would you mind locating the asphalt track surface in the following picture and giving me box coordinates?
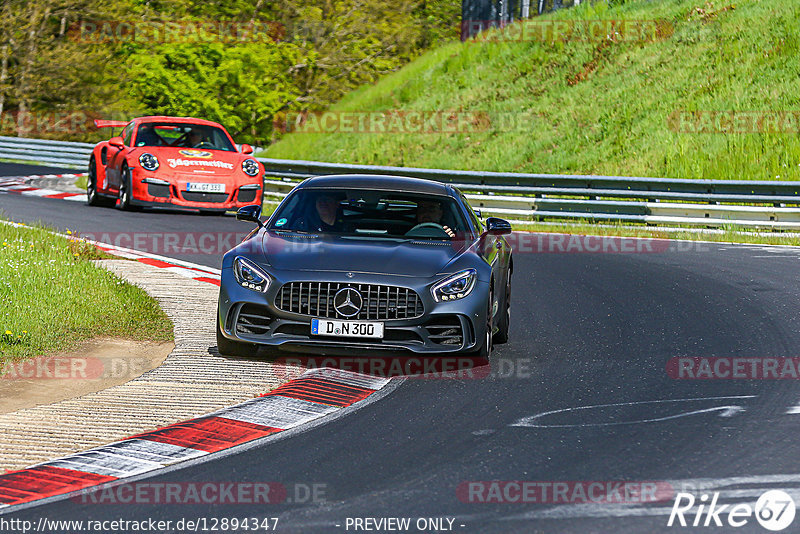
[3,162,800,533]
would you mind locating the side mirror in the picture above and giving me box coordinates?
[486,217,512,235]
[237,205,263,227]
[240,144,254,155]
[108,136,124,149]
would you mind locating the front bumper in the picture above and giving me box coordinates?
[131,176,262,210]
[218,270,489,356]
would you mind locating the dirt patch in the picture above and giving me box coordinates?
[567,39,613,86]
[0,338,173,414]
[688,2,736,23]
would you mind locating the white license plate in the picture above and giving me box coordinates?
[186,182,225,193]
[311,318,384,339]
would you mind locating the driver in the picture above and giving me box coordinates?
[296,193,343,232]
[187,128,204,148]
[416,200,455,237]
[135,125,161,147]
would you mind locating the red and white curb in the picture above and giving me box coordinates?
[2,218,222,286]
[89,240,221,286]
[0,220,395,510]
[0,174,87,202]
[0,368,391,509]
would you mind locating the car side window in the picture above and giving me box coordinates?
[459,191,483,235]
[122,123,134,146]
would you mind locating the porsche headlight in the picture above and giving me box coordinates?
[432,269,477,302]
[139,153,159,171]
[242,159,259,176]
[233,257,270,292]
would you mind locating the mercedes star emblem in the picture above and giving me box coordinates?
[333,287,363,318]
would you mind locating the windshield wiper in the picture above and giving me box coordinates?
[270,228,313,235]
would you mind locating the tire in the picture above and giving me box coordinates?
[493,269,511,344]
[216,314,258,357]
[117,163,141,211]
[87,156,114,207]
[471,287,493,359]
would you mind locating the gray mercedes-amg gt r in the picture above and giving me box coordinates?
[216,174,512,359]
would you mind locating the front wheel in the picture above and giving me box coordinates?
[87,156,114,207]
[471,288,493,359]
[216,314,258,357]
[117,163,141,211]
[493,270,511,344]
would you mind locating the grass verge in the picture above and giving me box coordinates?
[264,0,800,181]
[0,221,173,361]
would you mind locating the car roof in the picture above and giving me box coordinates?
[133,116,226,129]
[297,174,453,196]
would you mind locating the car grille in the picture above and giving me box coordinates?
[235,303,273,336]
[424,316,464,346]
[147,183,170,198]
[182,191,228,203]
[237,189,258,203]
[276,282,424,320]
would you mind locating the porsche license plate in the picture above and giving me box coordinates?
[187,182,225,193]
[311,318,384,339]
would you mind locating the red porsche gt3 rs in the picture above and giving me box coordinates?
[87,116,264,213]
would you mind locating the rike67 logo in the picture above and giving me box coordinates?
[668,490,796,531]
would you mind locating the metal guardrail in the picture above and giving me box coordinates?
[3,135,800,229]
[0,136,93,167]
[255,158,800,230]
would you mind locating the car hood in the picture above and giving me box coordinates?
[133,147,244,177]
[259,232,469,277]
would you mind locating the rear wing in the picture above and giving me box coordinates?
[94,119,129,128]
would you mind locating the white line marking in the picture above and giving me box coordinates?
[511,396,756,428]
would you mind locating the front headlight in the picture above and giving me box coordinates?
[139,153,159,171]
[233,257,270,292]
[431,269,477,302]
[242,159,259,176]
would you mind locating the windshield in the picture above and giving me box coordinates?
[133,122,236,151]
[268,189,471,240]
